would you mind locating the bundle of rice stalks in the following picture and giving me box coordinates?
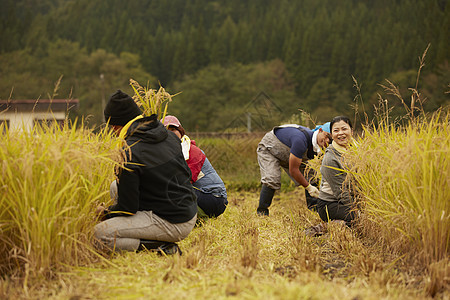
[129,78,175,121]
[0,120,120,278]
[346,109,449,267]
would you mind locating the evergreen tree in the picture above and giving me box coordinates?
[1,0,448,128]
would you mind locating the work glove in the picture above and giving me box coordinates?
[305,184,320,198]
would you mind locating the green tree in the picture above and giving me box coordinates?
[169,60,298,132]
[0,40,154,127]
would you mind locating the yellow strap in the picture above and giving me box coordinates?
[107,210,135,216]
[118,115,144,140]
[113,115,144,174]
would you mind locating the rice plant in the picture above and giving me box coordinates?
[0,119,120,278]
[346,109,449,267]
[129,78,174,120]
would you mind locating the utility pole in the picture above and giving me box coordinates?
[247,112,252,133]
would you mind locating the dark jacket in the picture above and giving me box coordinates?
[107,114,197,223]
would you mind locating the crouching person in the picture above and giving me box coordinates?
[95,90,197,255]
[162,115,228,220]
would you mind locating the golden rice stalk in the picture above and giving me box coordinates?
[129,79,174,121]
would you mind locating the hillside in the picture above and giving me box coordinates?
[1,0,449,129]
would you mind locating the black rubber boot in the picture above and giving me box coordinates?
[257,184,275,216]
[137,240,182,256]
[157,242,182,256]
[137,240,166,252]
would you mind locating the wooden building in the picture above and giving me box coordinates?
[0,99,79,131]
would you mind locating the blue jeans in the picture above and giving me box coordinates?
[195,189,227,218]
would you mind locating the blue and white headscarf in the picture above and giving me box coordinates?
[311,122,331,153]
[312,122,331,134]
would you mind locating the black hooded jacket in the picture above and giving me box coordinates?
[107,114,197,223]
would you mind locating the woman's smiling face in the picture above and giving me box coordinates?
[332,120,353,148]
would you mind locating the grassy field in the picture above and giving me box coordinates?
[1,190,440,300]
[0,110,448,299]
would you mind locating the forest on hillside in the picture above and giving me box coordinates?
[0,0,449,130]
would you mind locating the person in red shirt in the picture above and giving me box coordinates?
[162,115,228,219]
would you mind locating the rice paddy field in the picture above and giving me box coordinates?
[0,109,448,299]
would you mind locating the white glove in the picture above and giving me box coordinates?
[305,184,320,198]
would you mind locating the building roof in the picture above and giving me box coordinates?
[0,99,79,113]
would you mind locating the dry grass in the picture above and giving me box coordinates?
[0,120,119,283]
[1,189,444,300]
[345,109,449,298]
[1,64,448,298]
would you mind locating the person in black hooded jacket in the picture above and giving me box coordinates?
[94,90,197,254]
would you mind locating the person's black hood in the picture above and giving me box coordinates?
[126,114,168,144]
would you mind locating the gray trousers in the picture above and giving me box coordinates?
[94,180,197,251]
[257,130,316,190]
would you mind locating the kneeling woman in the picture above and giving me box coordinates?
[162,115,228,219]
[317,116,357,226]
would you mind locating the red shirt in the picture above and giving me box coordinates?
[186,140,206,183]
